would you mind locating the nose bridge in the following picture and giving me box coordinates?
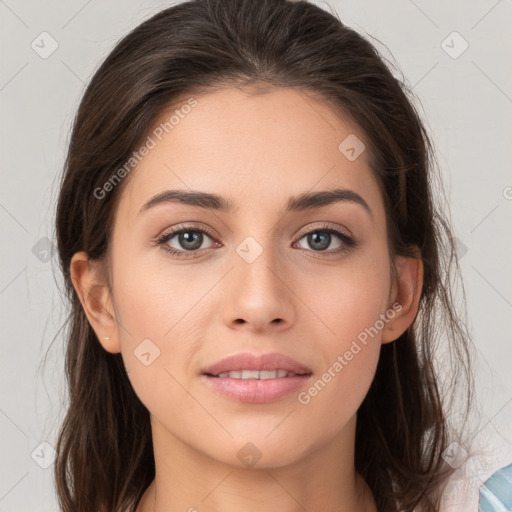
[222,230,295,330]
[234,231,284,297]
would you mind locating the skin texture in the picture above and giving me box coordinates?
[70,86,423,512]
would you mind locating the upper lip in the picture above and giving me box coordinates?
[201,352,312,376]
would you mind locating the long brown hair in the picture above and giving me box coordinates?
[51,0,474,510]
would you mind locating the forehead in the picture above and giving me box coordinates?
[117,86,384,222]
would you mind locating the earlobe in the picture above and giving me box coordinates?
[381,250,424,344]
[69,251,121,354]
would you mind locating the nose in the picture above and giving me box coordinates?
[221,242,296,334]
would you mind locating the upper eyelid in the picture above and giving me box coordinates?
[295,222,353,239]
[158,224,217,242]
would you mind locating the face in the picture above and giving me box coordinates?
[83,86,413,468]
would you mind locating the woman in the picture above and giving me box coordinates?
[52,0,483,510]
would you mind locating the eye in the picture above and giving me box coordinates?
[293,224,357,254]
[156,223,357,258]
[156,225,219,258]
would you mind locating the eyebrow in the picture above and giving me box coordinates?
[138,188,372,217]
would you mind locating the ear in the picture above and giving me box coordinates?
[381,248,423,344]
[69,251,121,354]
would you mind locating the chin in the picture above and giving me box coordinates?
[207,434,315,470]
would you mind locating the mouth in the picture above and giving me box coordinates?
[200,352,313,403]
[201,351,312,377]
[204,369,311,379]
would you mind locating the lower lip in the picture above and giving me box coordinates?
[201,374,312,403]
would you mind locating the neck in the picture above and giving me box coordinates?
[136,414,377,512]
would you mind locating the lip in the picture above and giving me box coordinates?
[201,374,312,403]
[200,352,313,404]
[201,352,312,376]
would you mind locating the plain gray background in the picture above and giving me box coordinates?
[1,0,511,510]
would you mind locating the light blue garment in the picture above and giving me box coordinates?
[479,463,512,512]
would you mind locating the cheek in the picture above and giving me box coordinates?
[292,247,389,421]
[113,263,205,418]
[111,243,211,342]
[294,344,379,454]
[295,274,387,439]
[110,246,227,407]
[297,243,391,347]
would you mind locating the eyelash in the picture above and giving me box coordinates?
[155,223,357,259]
